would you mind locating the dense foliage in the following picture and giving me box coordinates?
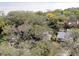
[1,7,79,56]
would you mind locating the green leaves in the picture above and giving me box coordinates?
[0,16,6,28]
